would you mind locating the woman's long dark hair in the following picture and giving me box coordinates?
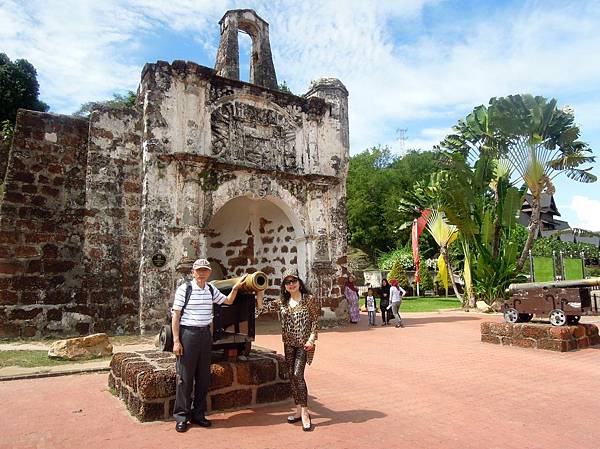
[280,276,311,303]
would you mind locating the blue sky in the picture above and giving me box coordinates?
[2,0,599,230]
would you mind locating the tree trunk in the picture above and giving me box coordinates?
[492,187,501,259]
[517,195,541,271]
[442,248,464,304]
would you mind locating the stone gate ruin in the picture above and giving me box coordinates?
[0,9,349,337]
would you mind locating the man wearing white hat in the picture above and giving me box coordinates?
[172,258,247,432]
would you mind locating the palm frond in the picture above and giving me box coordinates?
[564,168,598,183]
[426,209,459,247]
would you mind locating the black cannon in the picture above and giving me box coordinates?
[503,278,600,326]
[160,272,268,356]
[211,272,267,356]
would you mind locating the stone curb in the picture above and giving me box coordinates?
[0,366,110,382]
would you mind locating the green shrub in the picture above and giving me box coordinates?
[397,269,410,291]
[387,258,403,281]
[532,236,599,260]
[418,262,434,291]
[378,246,415,271]
[587,266,600,278]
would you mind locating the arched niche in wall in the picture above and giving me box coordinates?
[206,195,305,301]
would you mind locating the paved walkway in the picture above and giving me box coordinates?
[2,311,600,449]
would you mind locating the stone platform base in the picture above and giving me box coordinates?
[108,349,291,422]
[481,321,600,352]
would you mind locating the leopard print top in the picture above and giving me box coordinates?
[257,294,321,364]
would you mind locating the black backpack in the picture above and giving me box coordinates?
[158,281,215,352]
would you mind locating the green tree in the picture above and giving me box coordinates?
[347,146,398,255]
[442,95,596,271]
[397,269,410,291]
[398,150,526,305]
[73,90,137,117]
[0,54,49,123]
[278,81,293,94]
[387,258,403,282]
[418,261,434,292]
[347,146,441,256]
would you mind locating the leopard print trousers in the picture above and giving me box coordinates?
[284,345,308,407]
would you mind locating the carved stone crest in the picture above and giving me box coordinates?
[247,175,272,199]
[211,100,299,171]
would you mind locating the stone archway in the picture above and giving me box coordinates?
[206,195,305,301]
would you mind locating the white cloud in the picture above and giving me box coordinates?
[568,196,600,232]
[2,0,600,160]
[261,1,600,153]
[0,0,231,112]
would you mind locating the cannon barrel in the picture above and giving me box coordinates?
[211,271,268,293]
[507,277,600,293]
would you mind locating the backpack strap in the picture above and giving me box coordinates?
[181,281,193,313]
[207,282,215,300]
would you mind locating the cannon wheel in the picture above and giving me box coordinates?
[519,313,533,323]
[504,308,519,324]
[549,309,567,326]
[567,315,581,325]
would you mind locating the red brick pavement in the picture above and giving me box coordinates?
[2,311,600,449]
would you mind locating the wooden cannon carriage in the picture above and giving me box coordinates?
[211,272,267,356]
[503,278,600,326]
[160,272,268,356]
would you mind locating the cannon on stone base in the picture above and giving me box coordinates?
[211,272,268,356]
[503,278,600,326]
[161,272,268,356]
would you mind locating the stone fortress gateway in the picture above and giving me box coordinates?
[0,9,349,337]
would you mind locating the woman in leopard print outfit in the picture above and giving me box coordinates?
[256,269,320,431]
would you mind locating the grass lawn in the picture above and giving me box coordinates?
[359,296,461,313]
[0,350,111,368]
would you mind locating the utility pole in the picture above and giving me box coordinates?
[396,128,407,154]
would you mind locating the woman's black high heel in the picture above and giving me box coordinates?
[287,415,302,424]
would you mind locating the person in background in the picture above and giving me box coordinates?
[344,275,360,324]
[256,269,320,431]
[387,278,406,328]
[379,278,391,326]
[366,288,376,326]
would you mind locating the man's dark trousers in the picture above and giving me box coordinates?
[173,325,212,422]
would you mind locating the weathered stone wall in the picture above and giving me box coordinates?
[0,111,89,337]
[0,136,11,184]
[481,321,600,351]
[109,349,290,422]
[207,195,299,300]
[0,10,349,336]
[136,61,348,332]
[0,108,144,337]
[215,10,278,90]
[82,107,143,334]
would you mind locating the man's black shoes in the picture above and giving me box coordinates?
[176,417,212,432]
[192,416,212,427]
